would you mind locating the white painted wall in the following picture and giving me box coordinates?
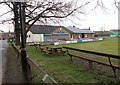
[27,31,33,42]
[33,34,44,42]
[27,31,44,42]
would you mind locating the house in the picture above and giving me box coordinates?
[0,30,9,40]
[67,26,94,40]
[27,25,94,42]
[0,30,15,40]
[109,29,120,37]
[93,31,110,37]
[27,25,71,42]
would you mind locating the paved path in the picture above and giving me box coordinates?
[0,40,8,85]
[2,42,25,83]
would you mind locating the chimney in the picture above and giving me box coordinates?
[89,27,90,30]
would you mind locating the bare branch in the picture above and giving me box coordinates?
[26,1,90,32]
[26,1,45,16]
[42,2,90,18]
[26,7,53,33]
[4,2,13,10]
[0,19,13,24]
[0,10,12,18]
[91,0,107,11]
[114,0,119,8]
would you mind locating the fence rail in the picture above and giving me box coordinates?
[63,46,120,77]
[63,46,120,59]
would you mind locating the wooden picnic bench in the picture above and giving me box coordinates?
[34,42,47,50]
[63,46,120,77]
[42,45,66,55]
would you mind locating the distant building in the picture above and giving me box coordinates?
[27,25,94,42]
[0,30,3,40]
[109,29,120,37]
[0,31,14,40]
[93,31,110,37]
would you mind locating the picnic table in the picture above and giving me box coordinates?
[35,43,47,50]
[42,45,66,55]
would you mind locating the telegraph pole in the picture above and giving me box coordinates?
[19,2,29,82]
[118,2,120,83]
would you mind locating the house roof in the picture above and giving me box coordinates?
[66,26,94,34]
[29,25,72,34]
[29,25,94,34]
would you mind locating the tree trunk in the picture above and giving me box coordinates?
[23,3,27,45]
[13,2,20,45]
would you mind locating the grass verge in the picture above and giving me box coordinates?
[26,38,119,83]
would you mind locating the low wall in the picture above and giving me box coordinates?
[54,37,103,45]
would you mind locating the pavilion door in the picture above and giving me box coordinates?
[82,33,85,38]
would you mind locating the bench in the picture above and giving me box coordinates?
[41,47,52,54]
[42,49,66,55]
[63,46,120,77]
[41,46,66,55]
[40,46,45,52]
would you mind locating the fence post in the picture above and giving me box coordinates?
[88,60,93,69]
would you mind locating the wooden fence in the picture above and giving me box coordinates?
[63,46,120,78]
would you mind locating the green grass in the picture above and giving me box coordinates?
[61,38,119,55]
[62,37,119,65]
[26,37,119,83]
[27,46,98,83]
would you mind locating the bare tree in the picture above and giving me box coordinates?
[0,0,90,44]
[0,0,119,44]
[24,0,90,32]
[13,2,21,45]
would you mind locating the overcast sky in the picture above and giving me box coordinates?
[0,0,119,32]
[63,0,119,31]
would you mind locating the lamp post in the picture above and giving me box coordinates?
[19,2,29,82]
[118,2,120,82]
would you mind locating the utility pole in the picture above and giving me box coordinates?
[118,1,120,83]
[19,2,29,82]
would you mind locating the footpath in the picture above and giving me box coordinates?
[2,46,25,84]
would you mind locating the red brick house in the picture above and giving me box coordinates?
[67,26,94,40]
